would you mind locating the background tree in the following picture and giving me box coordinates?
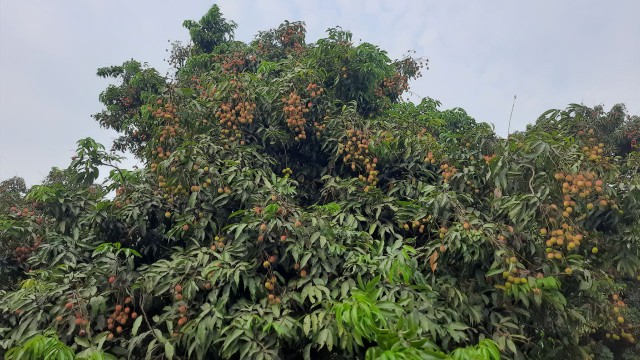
[183,5,237,54]
[0,176,27,214]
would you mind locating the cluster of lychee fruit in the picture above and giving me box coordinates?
[263,273,281,305]
[305,83,328,136]
[555,171,604,198]
[553,172,619,220]
[106,297,137,340]
[256,221,288,244]
[260,256,285,304]
[282,91,311,140]
[156,175,189,204]
[8,206,37,218]
[158,124,181,143]
[424,151,436,164]
[401,215,433,234]
[581,141,607,163]
[210,235,226,252]
[120,96,134,108]
[482,154,497,164]
[151,145,171,160]
[170,284,189,337]
[13,236,42,263]
[339,128,378,189]
[148,99,177,122]
[375,72,409,99]
[57,300,90,337]
[440,163,458,184]
[279,24,306,54]
[542,223,587,261]
[217,98,256,125]
[604,294,635,343]
[214,51,258,74]
[281,167,293,178]
[215,91,256,145]
[501,266,529,290]
[305,82,325,99]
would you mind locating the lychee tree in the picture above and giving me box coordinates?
[1,5,640,360]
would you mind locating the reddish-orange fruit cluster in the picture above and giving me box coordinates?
[256,22,306,56]
[112,185,133,208]
[74,312,89,326]
[544,223,586,258]
[215,86,256,144]
[313,117,329,137]
[264,279,275,292]
[424,151,436,164]
[555,171,603,197]
[14,237,41,263]
[403,215,432,234]
[166,285,189,334]
[604,294,636,343]
[281,24,306,54]
[154,175,191,204]
[214,52,258,74]
[210,235,225,252]
[190,75,205,94]
[375,72,409,99]
[263,273,281,304]
[158,124,180,143]
[120,96,133,107]
[173,283,184,302]
[197,85,217,102]
[482,154,497,164]
[340,128,378,187]
[131,130,147,141]
[282,91,309,140]
[10,206,37,218]
[305,82,325,99]
[148,100,177,122]
[305,83,327,136]
[554,172,617,215]
[440,163,458,183]
[106,297,137,339]
[152,145,171,160]
[558,194,578,218]
[582,141,606,162]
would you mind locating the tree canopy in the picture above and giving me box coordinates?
[1,5,639,360]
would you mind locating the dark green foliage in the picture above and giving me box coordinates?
[183,5,237,53]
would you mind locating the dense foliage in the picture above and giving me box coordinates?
[2,5,640,360]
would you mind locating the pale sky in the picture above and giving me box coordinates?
[1,1,639,186]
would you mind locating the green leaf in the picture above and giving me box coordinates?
[164,342,175,359]
[303,315,311,336]
[132,316,143,336]
[188,192,197,207]
[74,336,90,348]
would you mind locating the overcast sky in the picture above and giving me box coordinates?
[1,1,639,186]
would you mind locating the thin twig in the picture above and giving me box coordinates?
[508,95,517,136]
